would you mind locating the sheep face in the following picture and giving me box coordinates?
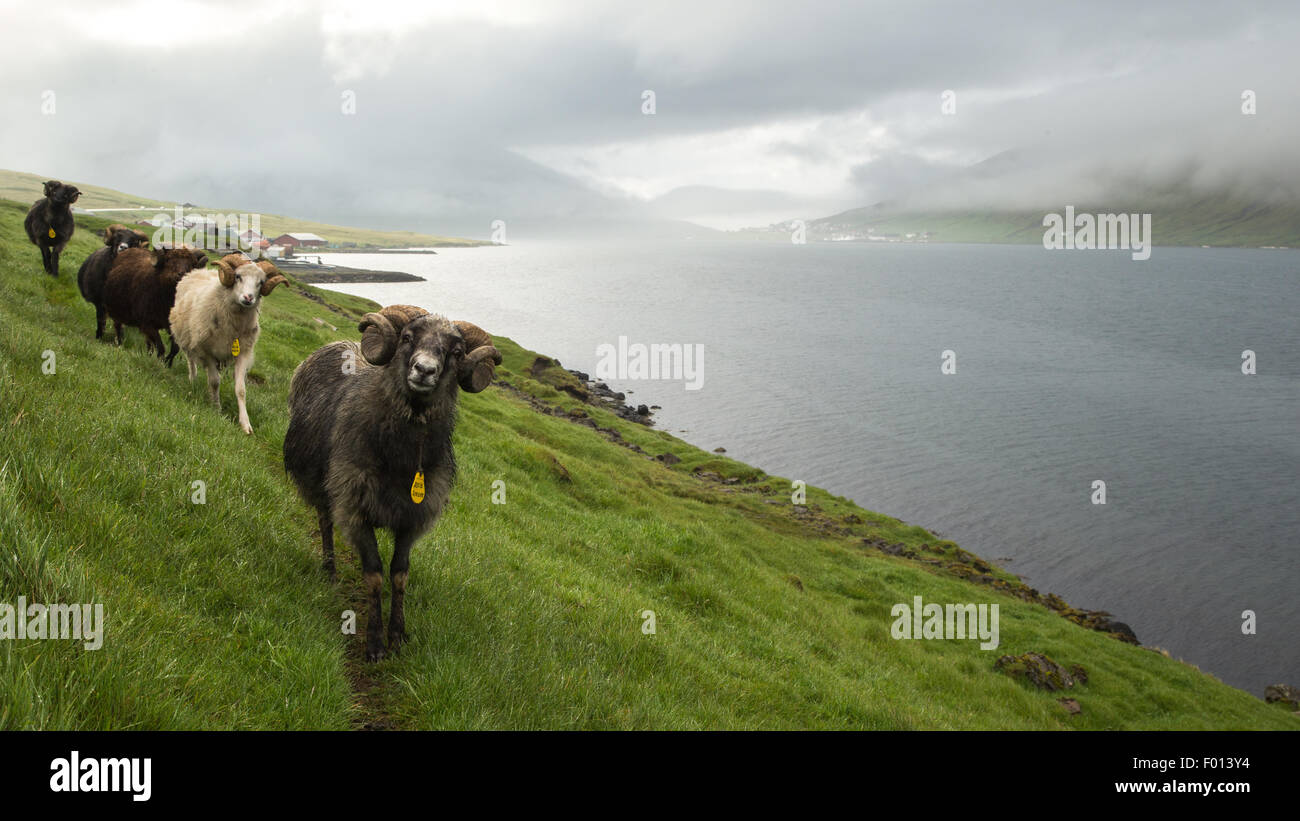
[155,247,208,277]
[104,224,148,253]
[393,316,465,398]
[43,180,81,206]
[360,307,502,399]
[215,254,287,309]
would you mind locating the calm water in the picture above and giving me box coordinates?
[318,240,1299,696]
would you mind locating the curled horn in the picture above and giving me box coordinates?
[358,304,427,366]
[453,321,502,393]
[257,260,287,295]
[104,224,128,245]
[216,253,247,287]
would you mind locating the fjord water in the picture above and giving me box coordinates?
[319,240,1299,697]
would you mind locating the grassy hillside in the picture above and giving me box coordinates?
[810,196,1300,248]
[0,198,1293,730]
[0,169,490,249]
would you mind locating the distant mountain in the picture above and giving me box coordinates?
[808,152,1300,248]
[810,196,1300,248]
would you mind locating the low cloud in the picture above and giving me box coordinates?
[0,0,1296,235]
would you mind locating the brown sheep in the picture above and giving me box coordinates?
[78,224,151,340]
[103,246,208,364]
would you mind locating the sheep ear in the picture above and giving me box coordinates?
[453,321,502,393]
[44,180,58,196]
[260,274,287,296]
[215,259,237,287]
[358,312,397,365]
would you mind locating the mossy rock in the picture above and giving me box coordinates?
[1264,684,1300,709]
[995,652,1085,692]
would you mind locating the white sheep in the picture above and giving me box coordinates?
[170,253,287,434]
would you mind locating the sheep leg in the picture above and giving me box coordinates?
[163,333,179,368]
[113,321,124,346]
[346,524,386,662]
[38,245,52,274]
[94,304,106,340]
[388,530,416,652]
[186,354,197,382]
[317,509,336,580]
[205,361,222,409]
[142,325,165,358]
[49,246,61,277]
[233,351,253,434]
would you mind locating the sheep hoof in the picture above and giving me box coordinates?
[321,560,336,582]
[241,424,253,435]
[365,640,386,663]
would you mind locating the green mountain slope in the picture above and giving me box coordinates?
[0,198,1293,729]
[811,194,1300,248]
[0,169,489,248]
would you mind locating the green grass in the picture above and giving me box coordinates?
[0,168,490,248]
[0,197,1293,730]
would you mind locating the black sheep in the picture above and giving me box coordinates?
[284,305,500,661]
[77,224,151,340]
[24,180,82,276]
[103,246,208,364]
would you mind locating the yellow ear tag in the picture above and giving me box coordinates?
[411,471,425,504]
[231,338,240,357]
[48,228,56,238]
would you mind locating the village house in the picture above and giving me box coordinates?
[271,232,327,249]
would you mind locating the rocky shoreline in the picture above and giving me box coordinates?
[505,358,1151,645]
[527,358,1155,647]
[565,367,663,425]
[497,351,1300,705]
[276,258,426,284]
[514,353,666,426]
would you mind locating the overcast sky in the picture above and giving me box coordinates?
[1,0,1296,236]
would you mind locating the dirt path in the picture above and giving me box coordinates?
[318,531,405,731]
